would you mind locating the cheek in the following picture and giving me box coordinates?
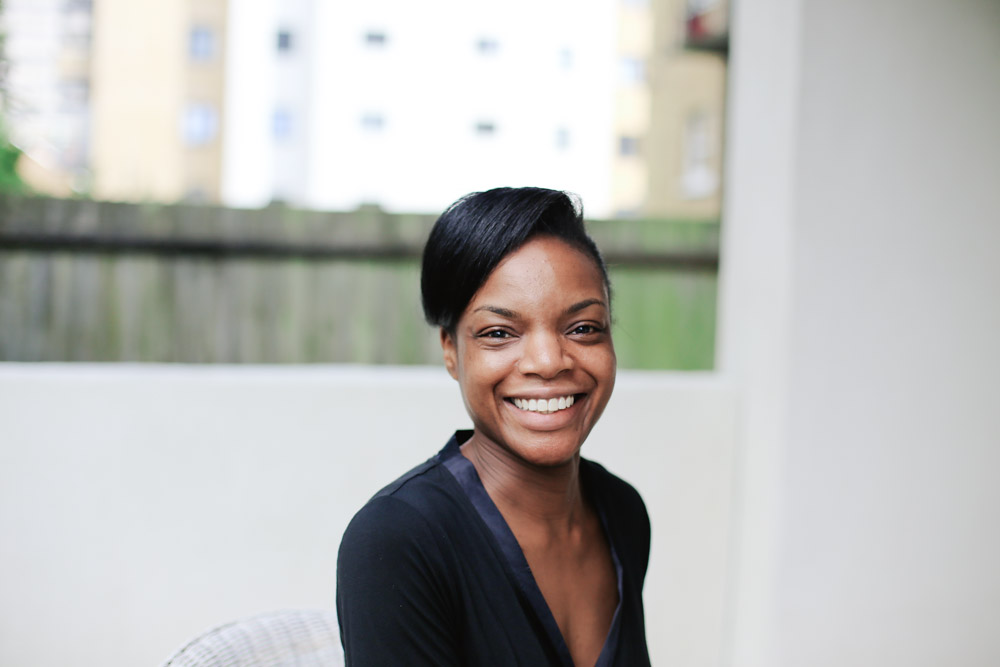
[458,348,511,396]
[586,347,618,402]
[585,343,617,373]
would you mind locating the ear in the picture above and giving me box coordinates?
[440,328,459,380]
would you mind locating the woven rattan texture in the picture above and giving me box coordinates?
[162,609,343,666]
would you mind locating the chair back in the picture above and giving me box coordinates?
[162,609,343,666]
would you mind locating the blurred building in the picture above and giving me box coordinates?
[3,0,727,220]
[221,0,620,215]
[613,0,728,218]
[1,0,91,195]
[88,0,227,203]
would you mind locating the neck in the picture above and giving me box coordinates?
[461,431,586,532]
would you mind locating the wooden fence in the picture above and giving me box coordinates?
[0,196,719,369]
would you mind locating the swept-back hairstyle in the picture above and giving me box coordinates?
[421,186,610,333]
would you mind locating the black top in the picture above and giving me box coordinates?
[336,431,651,666]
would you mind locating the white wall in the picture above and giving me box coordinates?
[0,365,736,666]
[719,0,1000,665]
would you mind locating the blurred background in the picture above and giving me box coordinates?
[2,1,1000,667]
[0,0,728,370]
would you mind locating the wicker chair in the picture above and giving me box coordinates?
[162,609,344,666]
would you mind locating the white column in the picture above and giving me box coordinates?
[719,0,1000,665]
[715,0,804,663]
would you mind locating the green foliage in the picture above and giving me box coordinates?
[0,0,25,195]
[0,126,25,194]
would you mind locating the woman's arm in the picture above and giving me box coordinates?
[336,496,461,666]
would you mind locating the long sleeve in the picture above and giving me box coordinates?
[336,496,461,666]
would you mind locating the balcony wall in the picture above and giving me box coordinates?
[0,364,737,666]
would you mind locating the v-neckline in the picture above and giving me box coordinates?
[439,432,624,667]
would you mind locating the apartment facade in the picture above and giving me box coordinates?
[4,0,726,219]
[88,0,227,202]
[2,0,91,195]
[221,0,620,215]
[612,0,727,219]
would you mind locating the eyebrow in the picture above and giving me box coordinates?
[472,299,607,319]
[472,305,518,318]
[567,298,607,314]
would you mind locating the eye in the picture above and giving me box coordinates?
[479,328,513,339]
[570,323,604,335]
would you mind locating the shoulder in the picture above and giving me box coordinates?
[582,458,649,522]
[340,458,462,561]
[337,458,467,618]
[337,458,467,664]
[582,458,651,574]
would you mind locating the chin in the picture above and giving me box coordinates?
[507,432,586,468]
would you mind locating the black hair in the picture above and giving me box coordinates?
[421,186,610,333]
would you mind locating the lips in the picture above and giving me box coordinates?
[509,394,578,415]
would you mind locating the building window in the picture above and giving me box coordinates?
[184,188,208,203]
[58,79,89,112]
[682,111,718,198]
[273,109,292,140]
[558,48,574,70]
[619,57,645,84]
[475,121,497,136]
[189,26,214,61]
[182,104,218,146]
[277,30,293,52]
[361,113,385,132]
[688,0,722,13]
[476,37,499,55]
[63,2,92,50]
[555,127,570,150]
[619,136,640,157]
[364,31,387,47]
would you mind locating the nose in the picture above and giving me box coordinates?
[517,331,571,378]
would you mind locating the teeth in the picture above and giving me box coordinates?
[511,395,576,414]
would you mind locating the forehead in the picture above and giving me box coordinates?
[468,236,607,308]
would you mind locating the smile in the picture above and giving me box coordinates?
[510,395,577,414]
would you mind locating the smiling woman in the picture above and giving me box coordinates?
[441,236,616,470]
[336,188,651,667]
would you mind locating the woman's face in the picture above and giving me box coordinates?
[441,235,616,468]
